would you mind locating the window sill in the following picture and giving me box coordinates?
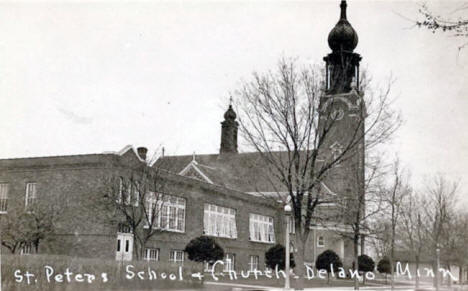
[249,239,275,244]
[204,233,237,240]
[143,225,184,233]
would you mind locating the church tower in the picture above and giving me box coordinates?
[220,104,238,154]
[319,0,365,216]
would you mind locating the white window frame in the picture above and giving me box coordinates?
[317,235,325,247]
[0,183,8,214]
[125,181,132,205]
[20,242,34,255]
[248,255,259,272]
[170,250,184,264]
[117,177,123,204]
[224,253,235,272]
[133,182,140,207]
[144,248,160,261]
[249,213,275,243]
[203,204,237,238]
[145,192,186,232]
[25,182,37,210]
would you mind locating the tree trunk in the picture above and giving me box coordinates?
[295,238,306,290]
[447,263,452,287]
[353,234,359,290]
[459,266,463,286]
[389,256,394,290]
[415,256,420,289]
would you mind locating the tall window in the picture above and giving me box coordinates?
[169,250,184,264]
[133,182,140,207]
[249,255,259,271]
[0,183,8,213]
[144,248,160,261]
[224,253,235,272]
[249,214,275,243]
[117,177,123,203]
[20,243,34,255]
[203,204,237,238]
[25,183,37,210]
[145,192,186,232]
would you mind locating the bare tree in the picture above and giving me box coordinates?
[0,201,60,254]
[100,162,175,260]
[234,58,400,288]
[382,160,412,290]
[325,153,388,289]
[400,187,426,288]
[416,2,468,49]
[422,175,459,287]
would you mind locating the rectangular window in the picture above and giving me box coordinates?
[249,214,275,243]
[249,255,259,271]
[144,248,160,261]
[224,253,235,272]
[145,192,186,232]
[25,183,37,210]
[0,183,8,213]
[117,177,123,204]
[317,235,325,247]
[20,243,34,255]
[125,182,132,205]
[203,204,237,238]
[170,250,184,264]
[133,182,140,207]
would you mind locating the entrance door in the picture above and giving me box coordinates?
[116,232,133,261]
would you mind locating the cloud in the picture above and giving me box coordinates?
[57,107,93,125]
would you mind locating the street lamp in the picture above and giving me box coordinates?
[436,244,440,291]
[284,204,292,291]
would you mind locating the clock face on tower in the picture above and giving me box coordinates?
[330,109,345,121]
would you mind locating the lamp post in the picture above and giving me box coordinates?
[436,244,440,291]
[284,204,292,291]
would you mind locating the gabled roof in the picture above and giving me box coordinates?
[153,151,342,195]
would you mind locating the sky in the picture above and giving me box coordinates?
[0,0,467,198]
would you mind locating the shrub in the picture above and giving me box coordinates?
[315,250,343,283]
[358,254,375,273]
[184,236,224,264]
[265,244,296,271]
[377,256,391,283]
[357,254,375,284]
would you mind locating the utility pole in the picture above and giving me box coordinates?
[284,204,292,291]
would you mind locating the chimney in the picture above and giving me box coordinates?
[220,105,238,154]
[137,147,148,161]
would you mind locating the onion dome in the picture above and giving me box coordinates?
[328,0,358,52]
[224,105,237,120]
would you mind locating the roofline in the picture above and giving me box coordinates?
[0,145,145,163]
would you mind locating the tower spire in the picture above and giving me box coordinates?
[324,0,361,94]
[340,0,347,20]
[220,102,238,154]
